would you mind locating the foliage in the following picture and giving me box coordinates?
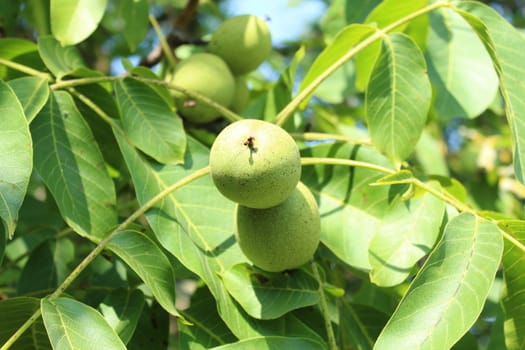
[1,0,525,349]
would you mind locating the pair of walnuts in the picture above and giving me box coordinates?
[210,119,321,272]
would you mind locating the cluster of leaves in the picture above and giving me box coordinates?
[1,0,525,349]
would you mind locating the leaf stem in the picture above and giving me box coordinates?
[50,76,120,90]
[0,58,53,81]
[311,261,338,350]
[149,14,178,69]
[274,1,448,126]
[301,157,395,175]
[135,76,243,123]
[0,166,211,350]
[499,228,525,254]
[68,88,118,127]
[292,132,371,145]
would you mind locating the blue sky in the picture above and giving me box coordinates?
[221,0,326,47]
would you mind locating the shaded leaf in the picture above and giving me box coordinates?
[498,220,525,349]
[210,336,325,350]
[37,35,85,79]
[7,76,50,123]
[31,91,117,239]
[366,32,431,164]
[17,238,75,296]
[339,301,390,349]
[426,8,498,121]
[301,142,394,271]
[0,297,50,349]
[222,263,319,320]
[103,0,149,51]
[114,78,186,164]
[50,0,108,45]
[368,183,446,287]
[0,81,32,238]
[298,24,375,109]
[178,286,236,349]
[127,301,169,350]
[121,0,149,51]
[41,297,126,349]
[375,213,503,349]
[99,289,145,345]
[106,229,180,317]
[456,2,525,184]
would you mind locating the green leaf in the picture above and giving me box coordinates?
[178,286,236,349]
[37,35,86,79]
[301,142,394,271]
[103,0,149,51]
[497,220,525,349]
[414,129,449,177]
[114,78,186,164]
[99,289,145,345]
[127,301,169,349]
[0,297,50,349]
[0,38,43,79]
[366,32,431,164]
[50,0,108,45]
[298,24,375,109]
[7,76,50,123]
[426,8,498,121]
[31,91,117,239]
[339,301,389,349]
[114,130,326,344]
[375,213,503,349]
[320,0,381,43]
[368,183,446,287]
[210,336,325,350]
[41,297,127,349]
[222,263,319,320]
[355,0,427,91]
[456,2,525,184]
[17,238,75,295]
[0,81,32,238]
[106,229,181,317]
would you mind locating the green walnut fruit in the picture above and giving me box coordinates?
[235,182,321,272]
[230,76,250,113]
[209,119,301,209]
[170,53,235,123]
[209,15,272,75]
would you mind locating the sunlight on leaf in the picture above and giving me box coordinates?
[356,0,427,91]
[7,77,49,123]
[298,24,375,109]
[301,142,395,271]
[368,183,446,287]
[51,0,108,45]
[456,2,525,185]
[426,8,498,121]
[41,297,127,349]
[375,213,503,349]
[37,35,86,79]
[366,32,431,165]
